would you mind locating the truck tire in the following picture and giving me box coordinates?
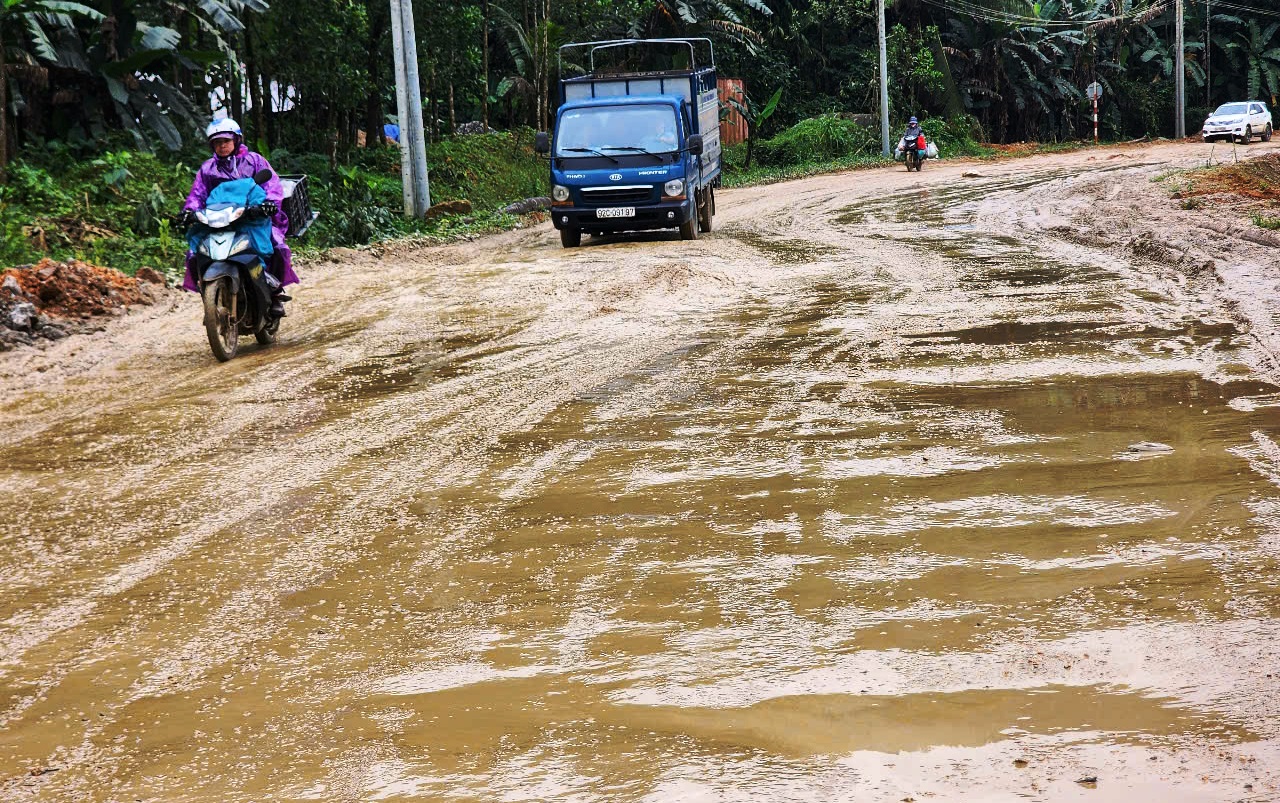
[560,227,581,248]
[680,214,699,241]
[697,188,713,233]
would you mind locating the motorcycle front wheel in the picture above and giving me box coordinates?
[202,278,239,362]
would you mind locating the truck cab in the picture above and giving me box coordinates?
[536,38,721,248]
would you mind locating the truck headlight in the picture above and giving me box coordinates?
[663,179,684,197]
[552,185,570,202]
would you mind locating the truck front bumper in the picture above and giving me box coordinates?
[551,199,694,233]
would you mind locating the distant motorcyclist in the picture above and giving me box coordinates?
[896,116,925,156]
[180,118,297,317]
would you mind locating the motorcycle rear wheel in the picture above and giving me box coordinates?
[202,278,239,362]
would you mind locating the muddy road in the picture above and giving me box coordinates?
[3,141,1280,802]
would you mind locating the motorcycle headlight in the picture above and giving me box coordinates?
[663,179,684,197]
[552,185,570,202]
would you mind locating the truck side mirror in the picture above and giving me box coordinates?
[686,134,704,156]
[534,132,550,154]
[253,168,273,185]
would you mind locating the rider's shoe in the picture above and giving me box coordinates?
[270,300,287,317]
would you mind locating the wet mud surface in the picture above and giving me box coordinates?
[3,141,1280,801]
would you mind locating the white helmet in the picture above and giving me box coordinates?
[205,118,242,145]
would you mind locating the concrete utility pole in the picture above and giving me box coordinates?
[878,0,891,156]
[389,0,432,217]
[1205,0,1211,110]
[1175,0,1186,139]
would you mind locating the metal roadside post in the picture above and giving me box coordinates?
[1087,82,1103,145]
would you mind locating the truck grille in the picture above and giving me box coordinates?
[581,186,653,205]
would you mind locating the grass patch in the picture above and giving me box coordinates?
[1252,213,1280,230]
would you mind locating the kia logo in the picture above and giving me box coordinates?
[609,173,622,181]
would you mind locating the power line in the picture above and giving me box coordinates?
[914,0,1280,27]
[1208,0,1280,18]
[913,0,1168,28]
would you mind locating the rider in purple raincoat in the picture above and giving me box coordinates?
[180,118,297,316]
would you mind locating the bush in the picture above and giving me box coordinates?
[919,114,987,158]
[753,114,879,166]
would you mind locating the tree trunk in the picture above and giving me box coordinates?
[246,32,266,149]
[482,0,490,130]
[448,83,455,135]
[541,0,550,131]
[540,0,550,131]
[364,4,387,148]
[231,38,245,123]
[365,80,382,148]
[0,23,8,182]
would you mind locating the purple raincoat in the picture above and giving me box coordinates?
[181,143,299,292]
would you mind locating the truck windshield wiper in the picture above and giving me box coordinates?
[561,147,619,163]
[600,145,665,157]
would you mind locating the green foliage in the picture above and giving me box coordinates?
[1,131,546,272]
[1251,212,1280,230]
[91,152,134,194]
[752,113,878,166]
[918,114,987,158]
[4,162,73,207]
[270,130,545,249]
[4,0,263,153]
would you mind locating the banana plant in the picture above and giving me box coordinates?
[724,84,781,168]
[4,0,267,161]
[1,0,101,177]
[1216,16,1280,103]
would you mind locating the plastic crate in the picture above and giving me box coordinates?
[279,174,317,238]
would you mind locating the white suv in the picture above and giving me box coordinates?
[1202,101,1273,143]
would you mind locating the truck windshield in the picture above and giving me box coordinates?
[556,105,680,157]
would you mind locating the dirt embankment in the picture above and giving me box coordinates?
[0,259,172,351]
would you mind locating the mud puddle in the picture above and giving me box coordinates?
[3,144,1280,802]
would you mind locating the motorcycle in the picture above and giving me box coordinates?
[901,134,927,172]
[187,169,281,362]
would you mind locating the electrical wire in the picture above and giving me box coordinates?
[913,0,1168,28]
[914,0,1279,28]
[1207,0,1280,18]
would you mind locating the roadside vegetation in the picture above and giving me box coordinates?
[0,132,545,278]
[0,0,1276,277]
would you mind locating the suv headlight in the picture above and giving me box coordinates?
[552,185,570,202]
[663,179,684,197]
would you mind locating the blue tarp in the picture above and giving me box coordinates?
[187,177,274,259]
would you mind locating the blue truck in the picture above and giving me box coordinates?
[534,38,722,248]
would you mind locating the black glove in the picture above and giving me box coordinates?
[260,200,278,217]
[177,209,195,228]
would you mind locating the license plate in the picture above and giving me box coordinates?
[596,207,635,219]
